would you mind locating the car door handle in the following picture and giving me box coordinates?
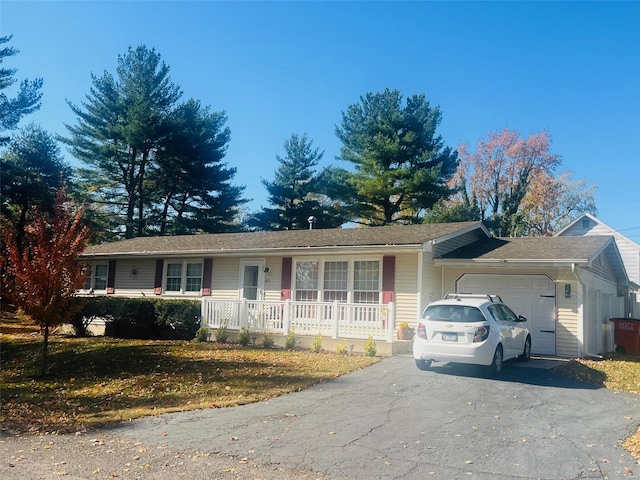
[540,330,555,333]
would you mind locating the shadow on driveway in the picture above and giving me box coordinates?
[420,357,604,390]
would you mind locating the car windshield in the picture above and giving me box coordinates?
[423,305,485,322]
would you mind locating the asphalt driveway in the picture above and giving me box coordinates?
[2,356,639,479]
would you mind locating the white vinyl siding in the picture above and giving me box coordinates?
[112,259,156,296]
[394,253,419,328]
[211,257,240,299]
[556,279,580,357]
[559,217,640,286]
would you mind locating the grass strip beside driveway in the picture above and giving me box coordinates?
[1,330,379,435]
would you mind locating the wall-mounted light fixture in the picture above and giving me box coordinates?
[264,267,270,273]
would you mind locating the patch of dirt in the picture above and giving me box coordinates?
[0,432,329,480]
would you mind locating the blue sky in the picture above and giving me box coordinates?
[2,1,639,240]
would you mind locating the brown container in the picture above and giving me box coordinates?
[609,318,640,355]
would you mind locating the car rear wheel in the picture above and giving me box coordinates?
[487,345,503,377]
[415,359,432,371]
[518,336,531,362]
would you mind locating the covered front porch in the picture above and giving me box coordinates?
[201,298,398,344]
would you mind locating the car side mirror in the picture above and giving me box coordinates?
[518,315,528,322]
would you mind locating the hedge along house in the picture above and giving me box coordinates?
[80,220,629,358]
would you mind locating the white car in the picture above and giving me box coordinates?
[413,294,531,376]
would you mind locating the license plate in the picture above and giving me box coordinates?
[442,333,458,342]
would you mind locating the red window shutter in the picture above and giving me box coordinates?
[106,260,116,294]
[382,255,395,304]
[154,259,164,295]
[281,257,292,300]
[202,258,212,296]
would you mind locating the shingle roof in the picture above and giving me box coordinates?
[83,221,482,256]
[436,236,614,261]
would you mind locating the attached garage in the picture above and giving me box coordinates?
[457,274,556,356]
[433,235,629,358]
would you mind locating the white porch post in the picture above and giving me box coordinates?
[283,299,291,334]
[331,300,340,339]
[200,298,207,327]
[240,298,248,328]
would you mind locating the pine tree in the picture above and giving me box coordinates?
[334,88,458,225]
[0,35,43,145]
[1,123,73,248]
[64,45,181,238]
[250,134,342,230]
[154,99,246,234]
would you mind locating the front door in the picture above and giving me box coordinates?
[240,260,265,301]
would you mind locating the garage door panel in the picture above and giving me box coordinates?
[457,274,556,356]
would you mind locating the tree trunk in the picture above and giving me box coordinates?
[160,193,172,234]
[41,324,49,377]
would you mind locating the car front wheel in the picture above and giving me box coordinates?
[518,336,531,362]
[415,359,432,371]
[487,345,503,377]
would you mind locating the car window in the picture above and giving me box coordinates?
[465,308,485,322]
[424,305,485,322]
[487,304,506,321]
[498,304,519,322]
[424,306,452,320]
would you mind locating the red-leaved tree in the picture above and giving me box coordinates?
[453,129,562,236]
[3,191,90,376]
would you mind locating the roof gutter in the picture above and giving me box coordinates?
[80,243,424,259]
[433,258,590,268]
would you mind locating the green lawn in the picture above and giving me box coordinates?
[0,322,378,434]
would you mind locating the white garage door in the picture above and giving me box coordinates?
[457,274,556,356]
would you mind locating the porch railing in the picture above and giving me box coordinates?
[201,298,396,342]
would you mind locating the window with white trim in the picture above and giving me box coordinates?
[83,263,108,291]
[353,260,380,303]
[323,261,348,302]
[165,261,203,293]
[295,261,318,301]
[293,258,381,304]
